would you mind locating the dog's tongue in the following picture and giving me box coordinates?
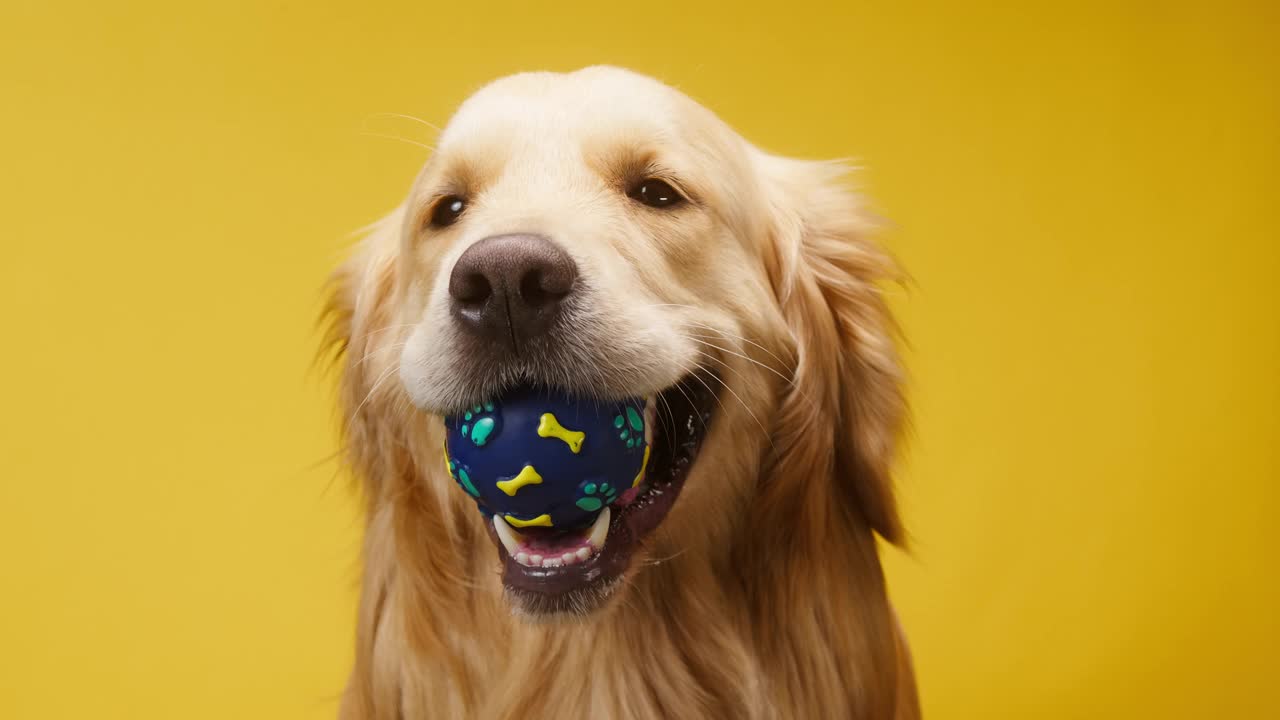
[515,526,595,555]
[616,486,643,505]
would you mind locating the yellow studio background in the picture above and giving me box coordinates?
[1,1,1275,718]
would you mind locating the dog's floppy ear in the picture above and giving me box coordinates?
[759,156,906,544]
[320,207,407,507]
[321,209,479,714]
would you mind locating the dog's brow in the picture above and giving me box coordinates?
[589,141,701,200]
[417,154,488,203]
[586,140,652,184]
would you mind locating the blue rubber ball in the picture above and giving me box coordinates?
[443,387,650,530]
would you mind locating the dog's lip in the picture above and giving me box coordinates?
[484,371,717,608]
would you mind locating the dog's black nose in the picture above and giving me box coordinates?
[448,234,578,349]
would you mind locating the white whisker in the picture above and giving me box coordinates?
[680,319,794,376]
[352,342,407,369]
[684,333,796,388]
[348,362,402,428]
[358,131,434,152]
[362,323,419,339]
[689,365,773,448]
[365,112,444,132]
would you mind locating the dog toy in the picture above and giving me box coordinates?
[444,387,651,531]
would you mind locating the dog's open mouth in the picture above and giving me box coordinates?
[484,372,718,615]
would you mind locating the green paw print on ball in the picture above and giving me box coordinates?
[460,402,497,446]
[448,459,480,498]
[576,482,617,512]
[613,406,645,449]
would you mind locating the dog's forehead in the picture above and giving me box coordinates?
[437,67,689,156]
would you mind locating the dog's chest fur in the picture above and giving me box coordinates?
[342,492,911,720]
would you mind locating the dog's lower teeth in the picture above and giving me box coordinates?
[498,508,611,568]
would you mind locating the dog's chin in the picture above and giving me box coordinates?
[477,372,719,619]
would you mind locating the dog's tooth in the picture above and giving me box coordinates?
[544,557,562,568]
[493,515,523,557]
[576,547,591,561]
[561,552,576,565]
[529,554,543,566]
[587,507,610,550]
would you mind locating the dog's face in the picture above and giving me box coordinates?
[396,68,777,613]
[337,67,904,618]
[398,68,768,409]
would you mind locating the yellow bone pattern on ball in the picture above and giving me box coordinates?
[632,445,650,488]
[503,513,553,528]
[496,465,543,496]
[536,412,585,454]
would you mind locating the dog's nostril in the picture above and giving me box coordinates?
[450,271,492,305]
[520,267,573,307]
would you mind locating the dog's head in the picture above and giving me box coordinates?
[328,66,904,618]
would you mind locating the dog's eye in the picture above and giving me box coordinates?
[429,195,467,227]
[628,178,684,209]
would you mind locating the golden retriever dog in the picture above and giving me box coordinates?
[323,66,919,719]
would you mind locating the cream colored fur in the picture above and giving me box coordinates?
[322,66,919,719]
